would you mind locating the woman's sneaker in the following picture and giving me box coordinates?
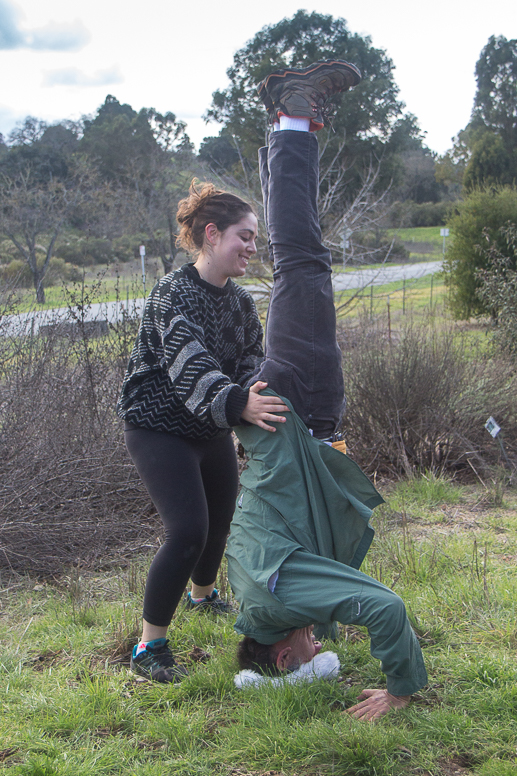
[130,638,188,683]
[257,59,361,130]
[185,588,234,614]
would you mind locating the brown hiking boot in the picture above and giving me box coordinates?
[257,59,361,131]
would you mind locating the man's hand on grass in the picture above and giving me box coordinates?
[345,689,411,722]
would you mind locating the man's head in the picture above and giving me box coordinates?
[238,626,322,675]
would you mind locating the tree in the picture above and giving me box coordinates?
[471,35,517,150]
[463,131,515,189]
[124,108,195,274]
[443,186,517,319]
[435,136,469,200]
[204,10,421,206]
[476,225,517,356]
[126,145,195,274]
[436,36,517,193]
[81,96,195,273]
[460,36,517,189]
[0,161,95,303]
[198,133,240,172]
[80,96,148,183]
[0,117,80,183]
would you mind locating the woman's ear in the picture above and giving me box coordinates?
[205,223,219,245]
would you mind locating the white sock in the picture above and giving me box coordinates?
[272,121,280,132]
[279,115,310,132]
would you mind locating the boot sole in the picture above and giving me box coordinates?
[257,59,361,128]
[259,59,361,96]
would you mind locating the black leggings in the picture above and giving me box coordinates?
[124,424,238,627]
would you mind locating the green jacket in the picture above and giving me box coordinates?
[226,391,384,643]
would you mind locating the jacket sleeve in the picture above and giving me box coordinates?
[155,290,249,429]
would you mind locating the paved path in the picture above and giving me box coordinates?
[2,260,443,336]
[332,260,443,291]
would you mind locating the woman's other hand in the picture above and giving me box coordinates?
[241,382,289,432]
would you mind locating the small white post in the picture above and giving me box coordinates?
[342,227,352,268]
[139,245,146,297]
[440,228,449,258]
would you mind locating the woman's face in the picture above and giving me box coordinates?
[206,213,258,283]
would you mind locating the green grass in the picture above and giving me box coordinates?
[2,477,517,774]
[391,227,446,245]
[6,227,447,312]
[9,274,153,313]
[387,226,451,262]
[335,272,448,319]
[8,266,447,322]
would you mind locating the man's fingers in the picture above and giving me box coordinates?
[346,699,372,716]
[344,689,410,722]
[346,701,386,722]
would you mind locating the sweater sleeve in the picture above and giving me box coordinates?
[156,292,248,429]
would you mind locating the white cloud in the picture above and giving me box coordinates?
[28,20,90,51]
[0,0,23,48]
[0,0,89,51]
[42,65,123,87]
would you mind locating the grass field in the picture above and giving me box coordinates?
[335,273,448,320]
[1,475,516,776]
[8,264,446,323]
[4,227,450,313]
[389,227,450,262]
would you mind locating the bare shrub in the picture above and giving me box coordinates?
[339,317,517,477]
[0,284,160,575]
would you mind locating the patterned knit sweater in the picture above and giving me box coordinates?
[117,263,264,439]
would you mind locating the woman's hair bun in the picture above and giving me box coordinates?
[176,178,254,254]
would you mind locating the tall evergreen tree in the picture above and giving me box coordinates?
[204,10,425,208]
[464,36,517,188]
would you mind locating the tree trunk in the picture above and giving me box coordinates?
[34,270,45,304]
[161,255,174,275]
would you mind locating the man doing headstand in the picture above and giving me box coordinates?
[226,61,428,721]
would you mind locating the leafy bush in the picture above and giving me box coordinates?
[112,235,141,262]
[0,238,18,265]
[55,235,141,266]
[0,258,31,286]
[0,256,80,287]
[351,231,409,263]
[443,186,517,319]
[476,225,517,357]
[387,200,455,228]
[339,317,517,477]
[55,236,113,266]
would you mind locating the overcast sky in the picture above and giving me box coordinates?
[0,0,515,155]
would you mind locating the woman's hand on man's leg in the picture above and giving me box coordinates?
[241,381,290,432]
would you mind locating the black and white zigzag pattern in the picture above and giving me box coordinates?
[117,263,263,439]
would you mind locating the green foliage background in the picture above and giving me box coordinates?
[443,187,517,319]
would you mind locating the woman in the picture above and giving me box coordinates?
[117,181,288,682]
